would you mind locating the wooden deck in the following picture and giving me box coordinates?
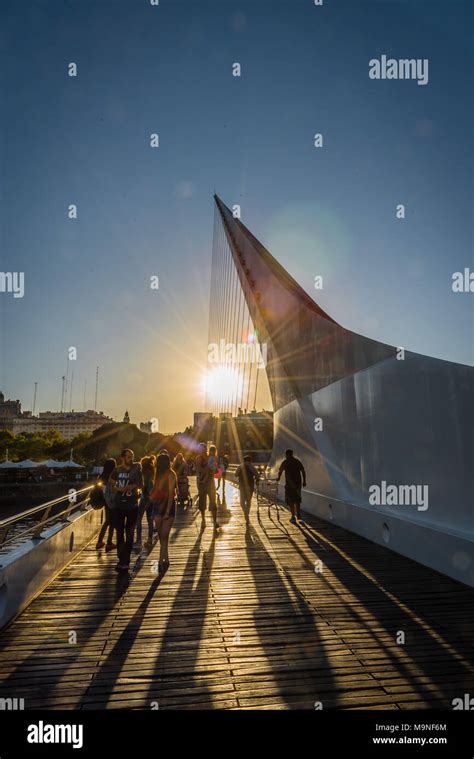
[0,482,473,710]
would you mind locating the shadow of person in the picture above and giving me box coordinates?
[215,493,233,526]
[0,546,133,707]
[243,523,337,708]
[142,532,220,709]
[81,568,167,708]
[277,510,474,708]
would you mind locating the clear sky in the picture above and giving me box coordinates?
[0,0,472,432]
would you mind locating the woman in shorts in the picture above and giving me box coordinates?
[149,452,177,573]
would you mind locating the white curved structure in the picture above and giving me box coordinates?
[214,195,474,587]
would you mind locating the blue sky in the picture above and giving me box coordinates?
[0,0,472,431]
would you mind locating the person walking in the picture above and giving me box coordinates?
[95,458,117,552]
[208,445,220,528]
[276,449,307,524]
[109,449,143,572]
[149,451,177,573]
[136,455,155,549]
[217,451,229,492]
[173,452,191,506]
[235,454,259,525]
[172,452,187,479]
[195,443,219,530]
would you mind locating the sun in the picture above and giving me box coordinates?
[202,366,241,406]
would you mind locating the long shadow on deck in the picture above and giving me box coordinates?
[257,497,474,708]
[82,530,219,709]
[243,522,338,708]
[80,568,167,708]
[0,557,132,707]
[2,486,473,710]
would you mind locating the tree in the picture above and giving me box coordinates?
[49,432,93,465]
[0,429,18,460]
[82,422,148,464]
[14,429,63,460]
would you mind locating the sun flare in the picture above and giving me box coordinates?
[202,366,241,406]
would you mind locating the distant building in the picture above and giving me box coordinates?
[191,409,273,453]
[0,392,22,425]
[193,412,213,430]
[234,409,273,450]
[193,412,214,443]
[10,410,114,440]
[0,390,114,440]
[123,410,130,423]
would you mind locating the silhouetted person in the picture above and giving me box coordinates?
[277,449,306,524]
[173,452,192,507]
[195,443,219,530]
[95,458,117,552]
[109,449,143,572]
[136,455,155,548]
[235,454,259,524]
[149,451,177,573]
[217,451,229,492]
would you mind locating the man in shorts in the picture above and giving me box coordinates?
[277,449,306,525]
[195,443,219,530]
[235,454,259,525]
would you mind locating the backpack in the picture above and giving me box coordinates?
[89,485,106,509]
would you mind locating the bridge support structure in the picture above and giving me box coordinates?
[212,195,474,587]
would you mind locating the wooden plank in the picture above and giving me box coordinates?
[0,481,473,710]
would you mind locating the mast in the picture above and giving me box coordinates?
[94,366,99,411]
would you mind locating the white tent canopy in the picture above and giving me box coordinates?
[0,459,84,469]
[16,459,38,469]
[51,459,83,469]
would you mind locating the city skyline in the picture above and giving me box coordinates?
[0,386,272,438]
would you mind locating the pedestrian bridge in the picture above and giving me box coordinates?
[208,196,474,588]
[0,481,473,710]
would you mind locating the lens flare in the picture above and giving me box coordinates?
[202,366,241,405]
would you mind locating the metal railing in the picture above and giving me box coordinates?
[226,463,269,477]
[0,485,94,550]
